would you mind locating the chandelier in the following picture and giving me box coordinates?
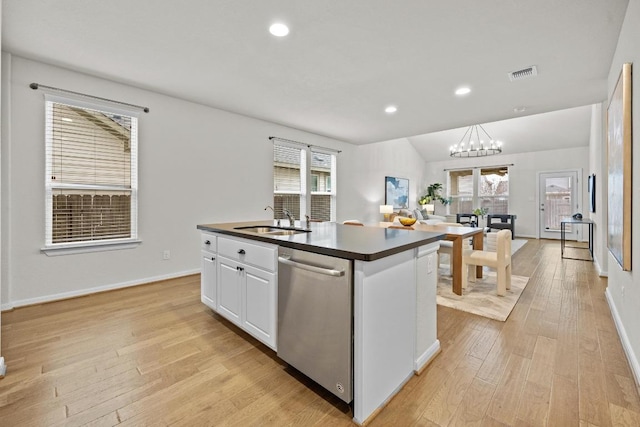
[450,124,502,158]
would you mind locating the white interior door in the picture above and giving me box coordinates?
[539,171,580,240]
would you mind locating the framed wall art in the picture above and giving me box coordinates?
[385,176,409,209]
[607,62,632,271]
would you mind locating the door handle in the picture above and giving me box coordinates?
[278,256,345,277]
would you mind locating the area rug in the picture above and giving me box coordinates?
[436,270,530,322]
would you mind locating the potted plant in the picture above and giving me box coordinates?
[419,183,451,206]
[473,207,488,218]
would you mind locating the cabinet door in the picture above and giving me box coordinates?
[217,256,242,326]
[201,252,217,310]
[243,265,276,349]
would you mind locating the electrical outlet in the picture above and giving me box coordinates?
[163,250,171,260]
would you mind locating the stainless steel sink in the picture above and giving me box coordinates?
[234,226,310,235]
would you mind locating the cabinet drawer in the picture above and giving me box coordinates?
[218,236,277,271]
[201,232,217,252]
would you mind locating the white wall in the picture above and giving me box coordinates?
[604,0,640,387]
[341,138,426,225]
[588,103,608,276]
[423,147,590,238]
[0,55,356,308]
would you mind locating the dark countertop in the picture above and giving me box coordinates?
[197,220,445,261]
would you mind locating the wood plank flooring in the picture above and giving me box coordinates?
[1,239,639,426]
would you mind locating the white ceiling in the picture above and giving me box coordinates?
[1,0,628,150]
[408,104,595,162]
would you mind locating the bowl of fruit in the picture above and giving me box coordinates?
[398,217,417,226]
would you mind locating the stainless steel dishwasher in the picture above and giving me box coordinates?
[277,247,353,403]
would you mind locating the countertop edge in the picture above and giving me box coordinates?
[197,223,444,261]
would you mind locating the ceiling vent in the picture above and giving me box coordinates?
[508,65,538,82]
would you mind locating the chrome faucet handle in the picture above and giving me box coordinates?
[283,209,294,227]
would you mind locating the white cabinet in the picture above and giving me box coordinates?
[243,264,276,347]
[217,256,243,326]
[200,233,217,310]
[199,232,277,350]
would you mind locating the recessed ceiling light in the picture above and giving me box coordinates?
[513,106,527,113]
[385,106,398,114]
[455,87,471,96]
[269,23,289,37]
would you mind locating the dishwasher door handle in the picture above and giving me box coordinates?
[278,256,345,277]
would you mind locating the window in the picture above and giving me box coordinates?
[448,167,509,215]
[44,96,139,252]
[309,150,335,221]
[273,144,304,221]
[273,141,336,222]
[449,170,473,214]
[478,167,509,214]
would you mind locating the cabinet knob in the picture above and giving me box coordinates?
[211,257,215,261]
[237,266,244,272]
[204,240,211,245]
[238,249,246,255]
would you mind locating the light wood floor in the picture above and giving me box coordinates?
[1,239,639,426]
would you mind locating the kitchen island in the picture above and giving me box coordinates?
[197,220,444,425]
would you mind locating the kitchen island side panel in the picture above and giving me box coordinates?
[353,249,416,424]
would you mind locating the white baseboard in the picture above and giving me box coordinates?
[517,234,538,239]
[594,257,608,277]
[415,339,441,373]
[3,269,200,310]
[605,288,640,388]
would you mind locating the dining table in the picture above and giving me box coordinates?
[377,222,484,295]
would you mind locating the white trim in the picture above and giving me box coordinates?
[41,239,142,256]
[3,53,14,309]
[594,257,608,277]
[414,340,441,373]
[605,288,640,388]
[3,269,199,310]
[0,357,6,378]
[536,168,583,240]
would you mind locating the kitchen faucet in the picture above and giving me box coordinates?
[283,209,295,228]
[264,205,281,227]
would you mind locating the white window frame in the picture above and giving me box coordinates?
[447,166,510,215]
[41,94,141,256]
[272,141,337,222]
[309,147,337,222]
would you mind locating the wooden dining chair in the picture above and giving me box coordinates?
[462,230,512,295]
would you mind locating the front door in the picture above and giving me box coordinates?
[538,171,580,240]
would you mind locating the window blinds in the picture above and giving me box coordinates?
[45,100,138,245]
